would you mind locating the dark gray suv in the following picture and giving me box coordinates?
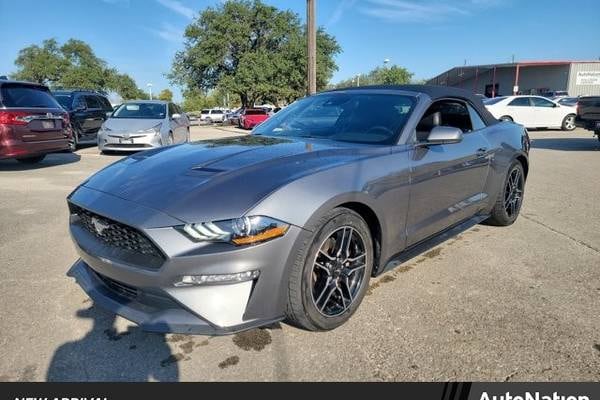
[53,89,113,148]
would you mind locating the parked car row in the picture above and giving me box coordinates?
[483,94,600,140]
[0,79,191,163]
[483,95,577,131]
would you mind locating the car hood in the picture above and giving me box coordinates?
[105,118,164,132]
[81,135,389,224]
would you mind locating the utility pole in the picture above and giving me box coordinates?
[307,0,317,95]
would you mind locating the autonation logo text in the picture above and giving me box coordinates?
[481,393,590,400]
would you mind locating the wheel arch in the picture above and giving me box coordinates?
[515,154,529,179]
[336,201,382,276]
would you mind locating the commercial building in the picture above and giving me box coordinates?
[427,61,600,97]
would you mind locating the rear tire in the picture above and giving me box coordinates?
[499,115,513,122]
[69,128,79,151]
[16,155,45,164]
[561,114,576,131]
[285,207,373,331]
[485,161,525,226]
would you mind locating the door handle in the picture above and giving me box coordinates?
[476,147,488,156]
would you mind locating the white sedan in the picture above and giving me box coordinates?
[484,95,576,131]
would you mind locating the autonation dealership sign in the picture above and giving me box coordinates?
[576,70,600,85]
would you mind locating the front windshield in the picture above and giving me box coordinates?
[253,92,416,144]
[112,102,166,119]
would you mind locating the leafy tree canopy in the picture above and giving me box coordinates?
[157,89,174,102]
[332,65,415,89]
[11,38,147,100]
[169,0,340,106]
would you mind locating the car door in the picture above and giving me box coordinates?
[406,99,491,247]
[530,96,562,127]
[505,97,535,127]
[175,105,189,141]
[81,95,104,135]
[167,103,184,142]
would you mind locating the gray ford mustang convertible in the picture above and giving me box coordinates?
[67,86,529,334]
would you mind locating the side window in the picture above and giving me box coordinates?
[415,100,472,141]
[84,95,101,109]
[73,95,86,109]
[531,97,555,108]
[98,96,112,111]
[508,97,531,107]
[467,104,487,131]
[168,103,176,117]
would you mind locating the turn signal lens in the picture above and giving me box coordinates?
[181,216,289,246]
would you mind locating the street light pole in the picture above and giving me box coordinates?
[146,83,153,100]
[307,0,317,95]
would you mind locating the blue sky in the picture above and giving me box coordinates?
[1,0,599,101]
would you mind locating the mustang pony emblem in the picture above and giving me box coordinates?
[91,217,110,235]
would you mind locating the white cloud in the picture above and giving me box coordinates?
[326,0,358,27]
[148,22,184,43]
[360,0,503,22]
[156,0,196,19]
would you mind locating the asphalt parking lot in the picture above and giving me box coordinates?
[0,126,599,382]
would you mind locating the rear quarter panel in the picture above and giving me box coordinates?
[481,121,529,213]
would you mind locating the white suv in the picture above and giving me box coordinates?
[200,108,226,123]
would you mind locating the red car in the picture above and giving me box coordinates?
[239,108,269,130]
[0,80,72,163]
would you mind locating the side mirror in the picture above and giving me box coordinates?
[171,113,181,119]
[424,126,463,145]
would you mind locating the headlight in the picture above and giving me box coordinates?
[138,123,162,134]
[181,216,289,246]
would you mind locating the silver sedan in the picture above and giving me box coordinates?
[97,100,190,153]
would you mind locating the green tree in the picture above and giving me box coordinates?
[12,39,68,84]
[169,0,340,106]
[333,64,414,89]
[157,89,174,102]
[181,89,219,112]
[107,71,149,100]
[11,38,147,100]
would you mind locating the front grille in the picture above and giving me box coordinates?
[70,204,164,261]
[96,272,139,300]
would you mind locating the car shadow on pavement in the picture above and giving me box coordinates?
[46,305,179,382]
[530,137,600,151]
[0,152,81,171]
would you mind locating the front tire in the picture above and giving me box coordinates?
[561,114,576,131]
[286,207,373,331]
[485,161,525,226]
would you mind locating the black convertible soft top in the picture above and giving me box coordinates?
[327,84,499,126]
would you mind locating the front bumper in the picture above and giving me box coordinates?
[67,186,302,334]
[98,131,162,152]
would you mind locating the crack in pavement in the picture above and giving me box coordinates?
[521,214,600,254]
